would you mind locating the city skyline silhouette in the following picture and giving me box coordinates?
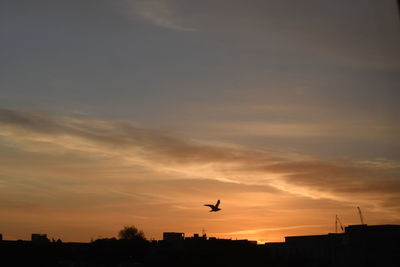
[1,223,399,266]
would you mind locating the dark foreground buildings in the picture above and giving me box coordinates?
[266,224,400,267]
[0,224,399,266]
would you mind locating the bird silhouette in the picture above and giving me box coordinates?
[204,199,221,212]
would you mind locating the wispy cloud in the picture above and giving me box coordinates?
[121,0,195,31]
[1,108,399,202]
[1,108,400,241]
[199,120,400,141]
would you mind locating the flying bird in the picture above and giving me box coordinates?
[204,199,221,212]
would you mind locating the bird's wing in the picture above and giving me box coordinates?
[204,204,214,208]
[215,199,220,208]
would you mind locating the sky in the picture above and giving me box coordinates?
[0,0,400,243]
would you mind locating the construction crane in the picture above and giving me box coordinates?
[335,215,344,233]
[357,206,365,225]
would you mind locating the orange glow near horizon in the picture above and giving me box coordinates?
[1,109,399,243]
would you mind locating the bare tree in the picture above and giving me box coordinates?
[118,225,146,241]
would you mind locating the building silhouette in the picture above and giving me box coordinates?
[163,232,185,242]
[265,224,400,267]
[0,224,398,266]
[31,233,50,243]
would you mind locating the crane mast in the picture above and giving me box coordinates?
[357,206,365,225]
[335,215,344,233]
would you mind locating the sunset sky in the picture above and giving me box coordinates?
[1,0,400,243]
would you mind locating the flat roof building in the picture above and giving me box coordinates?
[265,224,400,266]
[163,232,185,241]
[31,234,49,243]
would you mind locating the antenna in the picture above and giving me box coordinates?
[357,206,365,225]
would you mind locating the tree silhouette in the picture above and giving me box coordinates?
[118,225,146,241]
